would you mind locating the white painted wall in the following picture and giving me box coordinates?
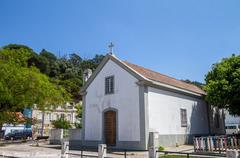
[148,87,209,135]
[49,129,63,141]
[69,129,82,140]
[85,59,140,141]
[225,110,240,125]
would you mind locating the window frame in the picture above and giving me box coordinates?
[105,75,115,95]
[60,113,65,119]
[180,108,188,127]
[215,112,220,129]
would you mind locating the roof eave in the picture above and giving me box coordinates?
[143,79,205,98]
[80,54,206,98]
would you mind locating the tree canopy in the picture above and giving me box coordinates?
[52,118,72,129]
[204,54,240,115]
[27,48,104,101]
[0,45,70,108]
[181,79,204,89]
[0,44,104,125]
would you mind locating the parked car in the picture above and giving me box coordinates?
[4,130,32,140]
[0,130,5,139]
[225,124,240,135]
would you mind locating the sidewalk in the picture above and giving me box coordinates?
[0,143,221,158]
[164,145,195,152]
[0,142,148,158]
[0,143,62,158]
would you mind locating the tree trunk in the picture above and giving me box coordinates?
[41,112,45,136]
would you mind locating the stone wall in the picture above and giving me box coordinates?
[49,129,63,145]
[69,129,82,149]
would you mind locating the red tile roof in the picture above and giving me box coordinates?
[123,61,205,95]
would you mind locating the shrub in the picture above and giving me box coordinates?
[74,122,82,129]
[158,146,165,151]
[52,118,72,129]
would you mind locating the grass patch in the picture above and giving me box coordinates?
[160,155,211,158]
[160,156,190,158]
[0,143,5,147]
[158,146,165,151]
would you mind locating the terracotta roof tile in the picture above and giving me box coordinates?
[123,61,205,95]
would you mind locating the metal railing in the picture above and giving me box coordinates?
[63,142,231,158]
[106,148,148,158]
[157,150,226,158]
[66,147,98,158]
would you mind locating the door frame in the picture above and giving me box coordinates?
[102,107,118,146]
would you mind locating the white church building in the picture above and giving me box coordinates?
[77,53,225,150]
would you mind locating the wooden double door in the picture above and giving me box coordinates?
[104,110,116,146]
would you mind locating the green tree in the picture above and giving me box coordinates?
[204,54,240,115]
[181,79,204,89]
[74,102,82,128]
[75,102,82,119]
[1,44,105,104]
[52,118,72,129]
[0,46,33,67]
[0,46,70,126]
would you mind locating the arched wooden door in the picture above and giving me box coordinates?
[104,110,116,146]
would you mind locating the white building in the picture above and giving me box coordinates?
[225,110,240,125]
[78,53,225,150]
[32,103,77,136]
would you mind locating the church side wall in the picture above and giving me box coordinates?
[147,87,210,147]
[84,60,141,147]
[225,110,240,125]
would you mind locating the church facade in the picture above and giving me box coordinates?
[79,53,225,150]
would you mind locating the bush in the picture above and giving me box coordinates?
[52,118,72,129]
[158,146,165,151]
[74,122,82,129]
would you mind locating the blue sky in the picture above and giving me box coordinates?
[1,0,240,82]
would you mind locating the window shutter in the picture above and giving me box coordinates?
[105,78,109,94]
[105,76,114,94]
[110,77,114,93]
[180,109,187,127]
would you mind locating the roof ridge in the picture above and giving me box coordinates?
[123,61,205,94]
[124,61,192,84]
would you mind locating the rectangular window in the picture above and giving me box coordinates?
[105,76,114,94]
[60,113,65,119]
[68,114,72,122]
[215,113,220,128]
[180,109,187,127]
[48,113,52,121]
[56,114,59,120]
[38,112,42,120]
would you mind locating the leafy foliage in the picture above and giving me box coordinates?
[74,102,83,128]
[158,146,165,151]
[0,43,104,126]
[28,51,104,101]
[75,102,83,119]
[204,54,240,115]
[181,79,204,89]
[74,122,82,129]
[0,112,24,126]
[0,44,70,125]
[52,118,72,129]
[0,62,68,111]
